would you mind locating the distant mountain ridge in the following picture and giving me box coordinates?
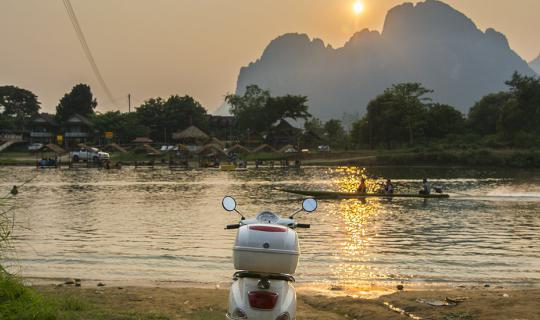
[531,54,540,74]
[225,0,536,119]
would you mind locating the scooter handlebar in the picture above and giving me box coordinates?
[225,224,241,230]
[296,223,310,229]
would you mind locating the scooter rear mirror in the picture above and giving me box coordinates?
[222,196,237,212]
[302,198,317,213]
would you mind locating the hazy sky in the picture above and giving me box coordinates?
[1,0,539,114]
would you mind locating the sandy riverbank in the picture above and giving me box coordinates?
[29,280,540,320]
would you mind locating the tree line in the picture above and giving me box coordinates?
[348,72,540,149]
[1,72,539,148]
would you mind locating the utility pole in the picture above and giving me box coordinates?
[128,93,131,113]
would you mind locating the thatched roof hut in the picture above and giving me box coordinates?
[210,137,225,147]
[197,144,228,158]
[252,144,277,153]
[43,144,67,155]
[103,143,128,153]
[226,144,251,155]
[267,120,302,146]
[172,126,209,141]
[133,143,160,155]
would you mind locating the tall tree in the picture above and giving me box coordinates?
[468,92,509,136]
[56,84,97,122]
[425,104,465,139]
[136,95,208,141]
[324,119,346,147]
[498,73,540,140]
[304,118,324,136]
[0,86,40,131]
[350,118,369,147]
[92,111,150,144]
[225,84,310,133]
[225,85,271,133]
[364,83,431,148]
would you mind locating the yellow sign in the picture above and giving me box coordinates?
[56,135,63,143]
[105,131,114,139]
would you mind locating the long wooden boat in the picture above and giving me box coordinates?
[279,189,450,199]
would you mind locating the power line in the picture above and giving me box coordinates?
[62,0,118,106]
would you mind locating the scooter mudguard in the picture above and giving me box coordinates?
[227,277,296,320]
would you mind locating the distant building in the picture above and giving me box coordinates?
[299,129,326,149]
[62,114,95,146]
[29,113,60,144]
[207,115,237,141]
[266,120,302,147]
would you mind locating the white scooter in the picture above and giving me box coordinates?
[222,196,317,320]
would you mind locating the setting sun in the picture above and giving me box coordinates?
[353,1,364,14]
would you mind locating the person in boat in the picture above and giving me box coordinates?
[419,178,430,195]
[357,177,367,194]
[384,179,394,194]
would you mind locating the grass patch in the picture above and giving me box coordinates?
[0,273,57,320]
[0,275,172,320]
[58,310,171,320]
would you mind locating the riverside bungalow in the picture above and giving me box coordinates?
[29,113,60,144]
[62,114,95,147]
[300,129,325,149]
[266,120,302,147]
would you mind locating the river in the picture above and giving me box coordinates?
[1,166,539,287]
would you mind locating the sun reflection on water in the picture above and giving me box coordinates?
[327,167,388,287]
[329,166,383,193]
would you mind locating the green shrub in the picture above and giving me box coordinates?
[0,273,57,320]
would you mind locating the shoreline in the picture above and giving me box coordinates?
[3,148,540,168]
[23,276,540,291]
[28,279,540,319]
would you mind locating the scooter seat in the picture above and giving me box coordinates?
[233,271,295,282]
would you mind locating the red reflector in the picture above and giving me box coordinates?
[249,225,287,232]
[248,291,278,309]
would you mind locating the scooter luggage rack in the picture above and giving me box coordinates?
[233,271,295,283]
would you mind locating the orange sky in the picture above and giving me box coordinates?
[1,0,539,113]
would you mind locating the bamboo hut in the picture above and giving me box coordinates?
[209,137,225,147]
[226,144,251,155]
[252,144,277,153]
[197,144,228,158]
[172,126,209,143]
[133,143,160,155]
[103,143,128,153]
[36,144,67,168]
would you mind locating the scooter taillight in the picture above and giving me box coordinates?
[248,291,278,310]
[249,225,286,232]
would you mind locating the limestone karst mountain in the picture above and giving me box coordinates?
[225,0,536,119]
[530,54,540,74]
